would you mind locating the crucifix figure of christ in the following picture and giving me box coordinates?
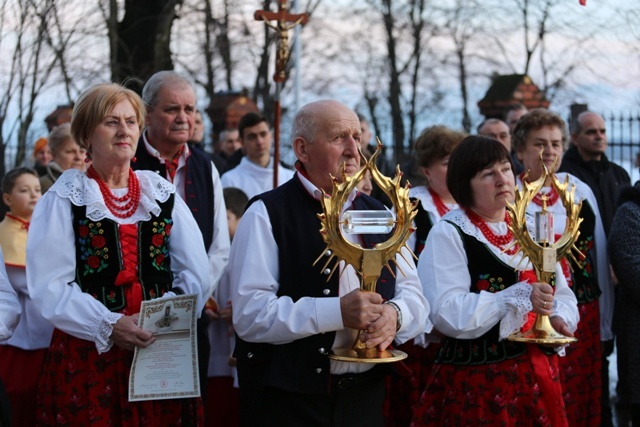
[254,0,308,83]
[254,0,308,189]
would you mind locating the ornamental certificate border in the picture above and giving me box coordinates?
[128,294,200,401]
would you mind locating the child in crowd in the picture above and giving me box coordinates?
[205,187,249,427]
[0,167,52,426]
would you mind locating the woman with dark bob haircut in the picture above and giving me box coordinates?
[412,136,579,426]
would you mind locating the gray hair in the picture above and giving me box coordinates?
[291,105,318,144]
[141,71,195,110]
[47,123,74,155]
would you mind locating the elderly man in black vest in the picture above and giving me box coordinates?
[132,70,230,408]
[229,99,429,427]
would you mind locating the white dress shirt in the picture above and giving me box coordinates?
[1,266,53,349]
[221,156,295,199]
[516,172,612,340]
[26,169,211,354]
[141,133,230,297]
[0,249,20,341]
[417,209,579,341]
[230,172,430,374]
[406,185,459,256]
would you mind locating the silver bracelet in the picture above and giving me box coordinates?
[383,301,402,332]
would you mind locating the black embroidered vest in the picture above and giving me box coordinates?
[133,138,214,251]
[71,195,175,312]
[436,222,555,365]
[411,198,434,256]
[570,201,601,304]
[234,176,397,394]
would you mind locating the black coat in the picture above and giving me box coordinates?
[608,183,640,404]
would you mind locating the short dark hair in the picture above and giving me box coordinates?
[476,118,508,134]
[447,136,512,209]
[238,112,269,139]
[2,167,39,195]
[572,111,603,135]
[223,187,249,218]
[512,108,568,153]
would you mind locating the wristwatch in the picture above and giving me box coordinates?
[383,301,402,332]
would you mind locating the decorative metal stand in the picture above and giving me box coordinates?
[506,159,582,346]
[314,140,417,363]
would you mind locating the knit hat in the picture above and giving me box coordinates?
[32,137,48,158]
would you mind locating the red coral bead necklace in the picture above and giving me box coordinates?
[465,208,518,255]
[520,173,559,207]
[87,165,140,218]
[428,187,451,217]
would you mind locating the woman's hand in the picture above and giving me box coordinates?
[529,281,554,315]
[550,316,574,338]
[111,314,155,351]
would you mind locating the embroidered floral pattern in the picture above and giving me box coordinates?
[78,220,110,275]
[574,236,594,278]
[149,218,172,271]
[476,274,506,293]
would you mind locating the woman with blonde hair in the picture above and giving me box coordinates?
[27,83,211,426]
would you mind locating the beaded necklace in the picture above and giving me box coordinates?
[465,208,518,255]
[520,173,559,206]
[428,187,451,217]
[87,166,140,219]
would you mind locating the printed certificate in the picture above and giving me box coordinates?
[128,294,200,401]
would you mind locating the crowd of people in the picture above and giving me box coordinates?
[0,70,636,427]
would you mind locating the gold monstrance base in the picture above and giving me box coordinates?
[329,348,407,363]
[508,314,577,346]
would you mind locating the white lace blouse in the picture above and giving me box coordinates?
[417,208,579,342]
[26,169,210,354]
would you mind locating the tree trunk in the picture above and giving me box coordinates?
[382,0,405,161]
[111,0,183,93]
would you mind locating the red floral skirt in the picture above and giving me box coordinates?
[36,329,203,426]
[384,340,441,427]
[0,345,48,427]
[411,345,567,427]
[559,300,602,426]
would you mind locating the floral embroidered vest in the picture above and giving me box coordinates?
[570,201,601,304]
[436,221,555,365]
[71,195,175,312]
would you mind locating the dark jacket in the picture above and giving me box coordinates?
[133,139,215,251]
[559,145,630,235]
[608,182,640,404]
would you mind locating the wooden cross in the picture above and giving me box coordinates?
[255,0,308,83]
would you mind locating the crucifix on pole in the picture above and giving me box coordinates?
[255,0,308,189]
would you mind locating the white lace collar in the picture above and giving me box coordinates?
[410,185,458,220]
[48,169,175,223]
[442,208,531,268]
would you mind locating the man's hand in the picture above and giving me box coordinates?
[111,314,155,351]
[359,303,397,351]
[339,289,383,330]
